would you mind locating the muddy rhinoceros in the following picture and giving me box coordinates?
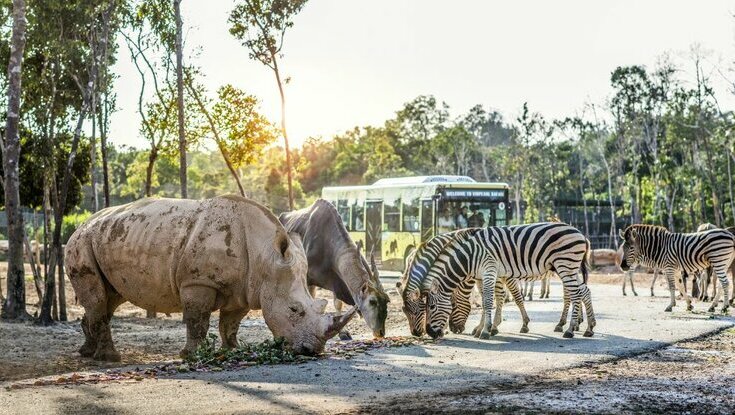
[65,195,355,362]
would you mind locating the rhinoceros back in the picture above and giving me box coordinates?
[66,196,275,313]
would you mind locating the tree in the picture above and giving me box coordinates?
[229,0,309,210]
[1,0,29,321]
[39,1,117,325]
[174,0,187,198]
[187,82,278,196]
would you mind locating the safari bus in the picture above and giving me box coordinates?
[321,175,511,272]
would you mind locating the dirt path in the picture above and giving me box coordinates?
[354,327,735,414]
[1,280,733,414]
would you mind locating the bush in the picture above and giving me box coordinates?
[61,211,92,244]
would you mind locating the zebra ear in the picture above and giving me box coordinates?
[430,280,441,294]
[618,229,625,240]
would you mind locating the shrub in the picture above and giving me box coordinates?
[61,211,92,244]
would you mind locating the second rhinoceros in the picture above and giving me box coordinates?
[65,195,355,361]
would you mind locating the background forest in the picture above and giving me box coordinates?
[1,0,735,320]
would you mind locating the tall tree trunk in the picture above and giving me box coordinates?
[578,152,589,236]
[99,96,110,207]
[174,0,187,198]
[600,152,618,249]
[1,0,29,321]
[145,148,157,197]
[272,55,294,209]
[729,152,735,223]
[39,1,114,324]
[90,90,99,212]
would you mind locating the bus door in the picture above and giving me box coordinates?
[365,201,382,260]
[420,199,434,242]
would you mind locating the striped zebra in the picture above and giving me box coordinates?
[400,230,532,336]
[619,225,735,313]
[408,222,594,339]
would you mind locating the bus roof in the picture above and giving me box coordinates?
[372,175,475,185]
[322,176,509,200]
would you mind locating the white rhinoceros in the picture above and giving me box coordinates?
[65,195,355,361]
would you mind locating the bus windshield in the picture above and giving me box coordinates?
[437,199,507,234]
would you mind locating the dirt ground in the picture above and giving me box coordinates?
[354,327,735,414]
[0,265,410,382]
[0,269,699,383]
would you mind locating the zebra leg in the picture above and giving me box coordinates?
[650,269,658,297]
[710,265,730,313]
[579,285,596,337]
[477,268,498,340]
[677,270,693,311]
[490,281,505,336]
[557,272,582,338]
[471,278,484,337]
[622,272,628,296]
[505,278,530,333]
[690,273,700,300]
[449,279,474,334]
[555,285,571,332]
[664,269,677,312]
[541,276,550,299]
[527,280,535,301]
[630,271,638,296]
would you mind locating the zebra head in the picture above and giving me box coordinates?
[618,227,640,271]
[399,287,426,337]
[425,281,452,339]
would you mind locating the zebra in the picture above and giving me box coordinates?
[619,225,735,313]
[400,229,533,337]
[413,222,594,340]
[449,270,586,337]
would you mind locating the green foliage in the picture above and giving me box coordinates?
[61,211,91,244]
[228,0,308,68]
[185,333,304,367]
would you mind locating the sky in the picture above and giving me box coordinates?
[109,0,735,149]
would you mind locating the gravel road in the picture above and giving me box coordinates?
[1,282,733,414]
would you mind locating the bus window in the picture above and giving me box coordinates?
[495,204,507,226]
[352,201,365,231]
[384,197,401,232]
[402,198,419,232]
[337,200,350,230]
[421,200,434,242]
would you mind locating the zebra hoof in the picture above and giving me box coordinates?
[479,330,491,340]
[686,304,693,312]
[622,292,627,296]
[520,326,529,334]
[338,331,352,341]
[553,325,564,333]
[721,307,729,314]
[633,292,638,296]
[563,331,574,339]
[583,330,594,337]
[490,328,499,336]
[708,306,716,313]
[664,306,673,312]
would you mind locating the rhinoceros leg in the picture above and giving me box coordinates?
[68,244,123,362]
[80,291,124,359]
[180,286,216,358]
[219,308,249,349]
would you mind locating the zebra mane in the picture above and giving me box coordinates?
[406,229,480,293]
[624,224,669,238]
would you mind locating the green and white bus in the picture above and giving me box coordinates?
[322,175,511,271]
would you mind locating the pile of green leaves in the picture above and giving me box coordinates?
[184,334,312,368]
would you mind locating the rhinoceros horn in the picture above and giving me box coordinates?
[324,307,358,339]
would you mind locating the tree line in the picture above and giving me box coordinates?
[1,0,734,324]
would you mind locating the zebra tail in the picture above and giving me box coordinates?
[581,239,591,285]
